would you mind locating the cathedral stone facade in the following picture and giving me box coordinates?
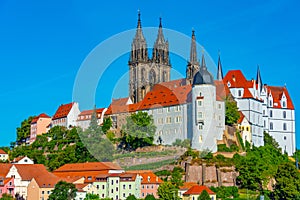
[129,13,171,103]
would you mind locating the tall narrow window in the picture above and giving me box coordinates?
[283,123,287,131]
[283,111,286,119]
[270,110,273,117]
[270,122,273,130]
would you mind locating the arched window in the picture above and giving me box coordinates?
[283,123,287,131]
[141,68,146,81]
[282,101,286,108]
[163,71,167,82]
[270,122,273,130]
[283,111,286,119]
[149,69,156,84]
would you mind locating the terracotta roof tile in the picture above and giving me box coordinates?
[127,170,162,184]
[0,149,7,154]
[0,164,12,177]
[183,185,215,195]
[237,111,245,124]
[267,86,294,109]
[52,103,74,120]
[179,182,198,190]
[31,113,51,124]
[54,162,121,172]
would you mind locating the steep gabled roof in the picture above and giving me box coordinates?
[52,103,74,120]
[31,113,51,124]
[179,182,198,190]
[267,86,294,109]
[0,164,12,177]
[14,164,50,181]
[0,149,7,154]
[183,185,215,195]
[126,170,163,184]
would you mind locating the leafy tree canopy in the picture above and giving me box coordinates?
[225,98,240,126]
[126,195,137,200]
[145,194,156,200]
[48,181,77,200]
[198,190,210,200]
[119,111,156,151]
[16,116,35,142]
[102,117,112,134]
[273,162,300,200]
[157,182,179,200]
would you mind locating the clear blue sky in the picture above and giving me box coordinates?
[0,0,299,148]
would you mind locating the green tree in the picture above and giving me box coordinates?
[16,116,35,142]
[78,111,115,162]
[126,195,137,200]
[102,117,112,134]
[0,193,14,200]
[264,132,280,150]
[84,193,100,200]
[273,162,300,200]
[198,190,210,200]
[157,182,179,200]
[170,167,184,188]
[145,194,156,200]
[225,97,240,126]
[48,181,77,200]
[120,111,156,151]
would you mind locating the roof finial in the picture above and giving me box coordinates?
[217,50,223,80]
[159,17,162,28]
[137,9,141,28]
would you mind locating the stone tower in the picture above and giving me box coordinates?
[186,30,200,85]
[129,13,171,103]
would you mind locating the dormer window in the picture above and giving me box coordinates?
[282,101,286,108]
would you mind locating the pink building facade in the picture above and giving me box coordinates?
[0,178,14,198]
[30,113,51,144]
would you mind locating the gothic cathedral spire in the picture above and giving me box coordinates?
[217,51,223,80]
[186,30,200,85]
[130,11,148,63]
[256,65,263,92]
[152,17,169,65]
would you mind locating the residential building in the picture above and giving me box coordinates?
[0,150,8,162]
[11,156,34,165]
[182,185,216,200]
[0,177,14,198]
[51,102,80,128]
[53,162,124,184]
[94,173,141,199]
[178,182,198,198]
[5,164,55,199]
[77,108,107,130]
[29,113,51,144]
[237,112,252,145]
[75,183,98,200]
[127,170,163,199]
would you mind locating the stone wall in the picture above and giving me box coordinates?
[185,163,238,187]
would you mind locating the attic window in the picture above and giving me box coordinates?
[282,101,286,108]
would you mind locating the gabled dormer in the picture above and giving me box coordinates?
[281,92,287,108]
[268,91,273,107]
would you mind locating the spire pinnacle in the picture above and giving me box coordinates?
[137,10,141,28]
[217,50,224,80]
[256,65,263,91]
[201,50,207,70]
[159,17,162,28]
[189,30,198,64]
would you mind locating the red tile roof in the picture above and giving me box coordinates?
[179,182,198,190]
[0,164,12,177]
[153,79,186,90]
[214,80,230,100]
[127,170,163,184]
[77,108,105,121]
[0,149,7,154]
[52,103,74,120]
[54,162,122,172]
[14,164,51,181]
[31,113,51,124]
[237,111,245,124]
[223,70,254,99]
[183,185,215,195]
[267,86,294,109]
[138,84,191,110]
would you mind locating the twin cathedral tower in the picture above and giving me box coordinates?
[129,12,223,103]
